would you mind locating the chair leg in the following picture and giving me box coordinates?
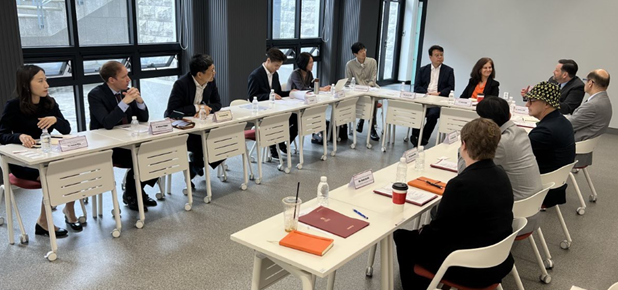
[78,198,87,223]
[166,174,172,195]
[582,168,598,201]
[91,194,98,218]
[97,193,103,217]
[528,235,551,283]
[9,187,28,244]
[555,205,572,249]
[568,172,587,215]
[365,244,377,277]
[511,265,525,290]
[536,227,553,267]
[0,185,4,226]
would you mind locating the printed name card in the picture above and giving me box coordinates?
[443,131,459,144]
[304,95,317,105]
[213,110,233,122]
[514,106,529,115]
[354,85,370,92]
[59,136,88,152]
[403,148,418,163]
[149,120,173,135]
[400,91,416,99]
[454,98,473,107]
[333,91,344,99]
[349,170,375,189]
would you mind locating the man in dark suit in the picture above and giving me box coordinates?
[88,61,158,211]
[521,59,585,115]
[395,118,514,290]
[412,45,455,146]
[525,81,576,207]
[165,54,223,186]
[247,48,298,158]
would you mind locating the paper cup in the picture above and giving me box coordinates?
[392,182,409,205]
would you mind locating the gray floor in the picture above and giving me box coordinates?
[2,110,618,289]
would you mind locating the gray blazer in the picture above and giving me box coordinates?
[568,91,613,167]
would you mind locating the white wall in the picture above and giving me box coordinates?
[421,0,618,128]
[397,0,419,82]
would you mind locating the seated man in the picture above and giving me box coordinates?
[88,61,158,211]
[165,54,224,186]
[247,48,298,158]
[395,118,514,290]
[345,42,380,141]
[412,45,455,146]
[525,81,575,207]
[568,69,612,168]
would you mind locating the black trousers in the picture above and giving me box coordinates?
[412,107,441,142]
[9,164,39,181]
[112,148,158,198]
[187,134,224,173]
[394,229,433,290]
[358,101,379,130]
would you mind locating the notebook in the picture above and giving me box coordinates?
[407,177,447,195]
[373,183,439,206]
[430,159,458,173]
[279,230,334,256]
[299,206,369,238]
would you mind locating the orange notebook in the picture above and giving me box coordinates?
[279,230,334,256]
[407,177,447,195]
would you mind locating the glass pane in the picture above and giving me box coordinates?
[300,46,320,57]
[83,83,98,129]
[17,0,70,47]
[140,76,178,120]
[300,0,320,38]
[26,61,72,78]
[383,2,399,79]
[140,56,178,71]
[76,0,129,46]
[312,62,318,81]
[278,64,294,90]
[83,58,128,76]
[410,1,424,84]
[137,0,177,43]
[48,86,77,133]
[280,48,296,61]
[272,0,296,39]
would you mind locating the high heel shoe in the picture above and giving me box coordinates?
[35,223,68,238]
[64,216,83,231]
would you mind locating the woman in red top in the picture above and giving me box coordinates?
[460,57,500,99]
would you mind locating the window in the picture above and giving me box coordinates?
[26,61,72,78]
[76,0,129,46]
[137,0,177,44]
[140,55,178,71]
[49,86,77,133]
[140,76,178,120]
[272,0,296,39]
[300,0,320,38]
[16,0,70,47]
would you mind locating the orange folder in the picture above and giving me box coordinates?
[407,177,447,195]
[279,230,334,256]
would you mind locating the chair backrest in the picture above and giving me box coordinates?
[206,122,248,162]
[137,134,189,181]
[436,107,479,135]
[575,136,601,155]
[608,282,618,290]
[299,104,328,136]
[512,182,554,218]
[427,218,527,290]
[230,99,250,106]
[332,98,358,124]
[258,113,292,147]
[355,95,373,119]
[540,161,578,189]
[385,100,424,129]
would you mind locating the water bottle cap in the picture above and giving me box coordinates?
[418,146,424,151]
[270,89,274,92]
[320,176,327,182]
[400,157,406,163]
[132,116,137,120]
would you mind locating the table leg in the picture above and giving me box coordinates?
[201,132,212,203]
[380,234,394,290]
[366,96,376,148]
[326,271,336,290]
[297,112,304,169]
[417,105,427,148]
[38,164,58,259]
[130,144,145,228]
[251,253,263,290]
[256,120,263,184]
[331,107,337,156]
[2,158,14,244]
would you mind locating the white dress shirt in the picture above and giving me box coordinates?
[192,76,207,112]
[428,64,441,93]
[262,63,273,89]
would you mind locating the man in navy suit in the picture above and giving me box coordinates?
[412,45,455,146]
[165,54,224,186]
[88,61,158,211]
[247,48,298,158]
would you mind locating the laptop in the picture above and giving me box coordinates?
[334,78,348,92]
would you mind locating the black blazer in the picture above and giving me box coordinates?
[414,64,455,97]
[0,98,71,144]
[88,83,149,130]
[247,65,289,101]
[164,73,222,118]
[414,159,515,286]
[460,78,500,99]
[548,76,585,114]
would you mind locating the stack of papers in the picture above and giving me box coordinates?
[430,159,458,172]
[373,183,439,206]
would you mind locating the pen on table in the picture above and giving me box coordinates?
[418,178,443,189]
[353,209,369,220]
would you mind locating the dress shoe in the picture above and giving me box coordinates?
[269,145,279,159]
[370,129,380,141]
[123,195,148,212]
[420,138,429,146]
[410,135,419,146]
[64,216,83,231]
[35,223,68,238]
[311,133,322,144]
[278,143,288,154]
[142,194,158,207]
[356,120,364,133]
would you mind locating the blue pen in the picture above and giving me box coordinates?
[353,209,369,219]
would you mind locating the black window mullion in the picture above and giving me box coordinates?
[295,0,301,39]
[66,0,87,131]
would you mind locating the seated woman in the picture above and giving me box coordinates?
[0,65,79,238]
[394,118,514,290]
[460,57,500,99]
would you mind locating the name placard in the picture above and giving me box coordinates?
[444,131,459,144]
[59,136,88,152]
[334,91,344,99]
[401,91,416,99]
[354,85,370,92]
[213,110,233,122]
[454,98,473,107]
[348,170,375,189]
[403,148,418,163]
[149,120,173,135]
[304,95,317,105]
[514,106,529,115]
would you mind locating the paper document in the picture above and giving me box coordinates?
[239,104,270,111]
[430,159,458,173]
[373,183,438,206]
[277,98,305,106]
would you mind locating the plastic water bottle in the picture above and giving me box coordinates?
[269,89,275,108]
[131,116,139,137]
[400,82,406,92]
[350,77,356,90]
[317,176,329,207]
[252,96,259,115]
[448,90,455,105]
[330,83,335,95]
[198,105,207,122]
[40,128,51,153]
[508,96,516,114]
[396,157,408,183]
[415,146,425,171]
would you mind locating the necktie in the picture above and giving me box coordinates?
[114,93,129,125]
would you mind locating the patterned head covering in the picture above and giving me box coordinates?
[525,81,561,109]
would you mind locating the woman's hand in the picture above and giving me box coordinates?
[19,134,36,148]
[37,116,57,129]
[320,85,331,92]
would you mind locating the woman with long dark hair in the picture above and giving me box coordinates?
[287,52,331,91]
[460,57,500,99]
[0,65,78,238]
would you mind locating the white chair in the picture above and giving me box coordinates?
[381,100,424,152]
[355,95,375,149]
[255,113,293,184]
[540,161,578,250]
[434,107,478,146]
[296,104,329,169]
[608,282,618,290]
[512,183,554,285]
[568,136,602,215]
[415,218,527,290]
[330,97,358,156]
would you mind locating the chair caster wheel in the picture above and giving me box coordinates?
[51,206,57,211]
[296,164,302,170]
[589,195,597,202]
[241,184,247,190]
[224,164,229,171]
[221,176,227,182]
[267,157,273,162]
[0,217,4,226]
[381,147,386,152]
[321,155,327,161]
[577,207,585,215]
[255,178,262,185]
[540,274,552,284]
[111,208,121,216]
[83,197,89,204]
[20,234,29,244]
[367,143,372,149]
[249,174,255,180]
[184,203,192,211]
[250,157,257,163]
[284,167,290,174]
[560,240,570,249]
[112,229,121,238]
[156,193,164,200]
[204,196,211,204]
[337,137,341,142]
[350,143,356,149]
[45,251,57,262]
[331,151,336,157]
[135,220,144,229]
[365,266,373,277]
[78,216,87,224]
[403,137,409,142]
[540,208,546,212]
[544,259,554,269]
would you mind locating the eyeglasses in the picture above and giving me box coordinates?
[583,78,595,84]
[526,98,539,104]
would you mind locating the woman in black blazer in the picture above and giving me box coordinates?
[460,57,500,99]
[0,65,77,238]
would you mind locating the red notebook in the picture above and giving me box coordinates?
[299,206,369,238]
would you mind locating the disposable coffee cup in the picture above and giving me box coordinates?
[392,182,409,205]
[282,196,302,232]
